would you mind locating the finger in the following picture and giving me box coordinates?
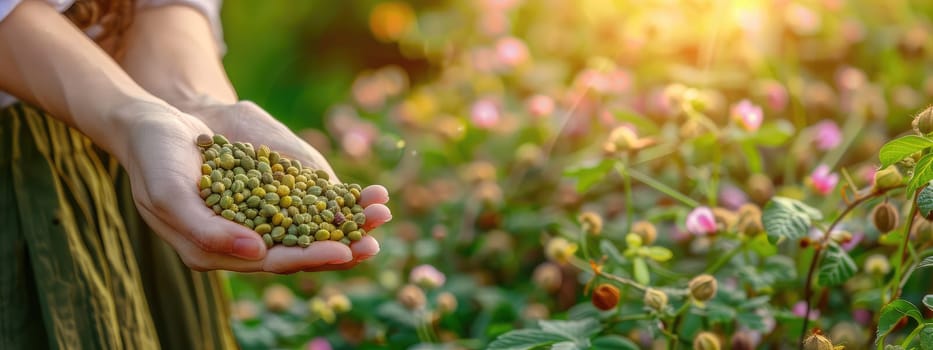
[299,236,379,272]
[362,204,392,231]
[135,203,266,272]
[261,241,354,273]
[360,185,390,207]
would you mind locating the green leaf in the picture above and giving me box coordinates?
[550,341,579,350]
[762,197,820,245]
[751,120,795,147]
[917,256,933,269]
[739,140,763,174]
[538,318,602,342]
[818,242,857,286]
[600,240,625,265]
[908,153,933,196]
[918,185,933,218]
[633,257,649,285]
[877,300,924,341]
[924,295,933,311]
[921,326,933,350]
[487,330,570,350]
[591,335,639,350]
[748,233,777,257]
[564,160,614,193]
[641,246,673,262]
[879,135,933,168]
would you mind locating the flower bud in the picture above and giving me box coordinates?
[730,331,757,350]
[579,211,603,236]
[747,173,774,205]
[912,105,933,136]
[532,262,563,293]
[631,220,658,245]
[591,283,620,311]
[693,332,721,350]
[802,333,834,350]
[873,166,904,191]
[871,202,899,233]
[643,288,668,311]
[603,126,639,154]
[263,284,295,312]
[545,237,578,264]
[736,204,764,235]
[436,292,458,314]
[410,264,446,289]
[326,294,352,313]
[397,284,426,310]
[688,274,718,303]
[864,254,891,275]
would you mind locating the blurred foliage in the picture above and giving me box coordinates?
[218,0,933,349]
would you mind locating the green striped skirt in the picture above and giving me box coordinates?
[0,104,237,349]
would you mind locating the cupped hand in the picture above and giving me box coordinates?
[176,100,391,271]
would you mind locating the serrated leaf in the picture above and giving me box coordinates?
[763,255,797,282]
[564,160,614,193]
[908,153,933,196]
[600,240,625,265]
[591,335,639,350]
[550,341,580,350]
[762,197,818,245]
[918,185,933,218]
[818,242,857,286]
[539,318,602,342]
[487,330,570,350]
[924,295,933,311]
[921,326,933,350]
[877,300,924,341]
[917,256,933,269]
[879,135,933,168]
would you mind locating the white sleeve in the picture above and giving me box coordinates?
[0,0,74,23]
[136,0,225,55]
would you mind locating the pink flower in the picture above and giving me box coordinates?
[731,99,763,132]
[719,185,748,210]
[853,309,872,325]
[470,99,500,129]
[526,94,554,118]
[307,337,332,350]
[495,37,529,67]
[760,80,789,112]
[685,206,717,235]
[809,164,839,196]
[792,301,820,320]
[410,264,446,289]
[812,120,842,151]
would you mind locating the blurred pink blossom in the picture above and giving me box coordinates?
[526,94,555,118]
[496,37,529,67]
[812,120,842,150]
[760,80,788,111]
[784,3,821,36]
[809,164,839,196]
[307,337,332,350]
[478,12,510,36]
[841,231,864,251]
[731,99,763,132]
[836,66,866,92]
[719,185,748,210]
[685,206,717,235]
[792,301,820,320]
[471,99,500,129]
[410,264,446,289]
[853,309,872,325]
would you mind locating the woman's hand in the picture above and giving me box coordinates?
[177,100,391,271]
[116,103,389,273]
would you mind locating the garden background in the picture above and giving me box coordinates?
[219,1,933,349]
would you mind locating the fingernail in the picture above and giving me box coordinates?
[233,238,263,260]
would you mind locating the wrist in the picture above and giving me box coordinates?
[92,97,180,161]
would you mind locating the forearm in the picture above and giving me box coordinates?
[119,5,237,108]
[0,0,168,158]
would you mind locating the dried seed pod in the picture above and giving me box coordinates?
[212,134,229,146]
[591,283,620,311]
[270,226,286,242]
[802,332,834,350]
[643,288,668,311]
[693,332,721,350]
[315,229,331,241]
[297,235,312,247]
[197,134,214,147]
[688,274,718,302]
[872,202,898,233]
[263,234,274,248]
[282,234,298,247]
[348,230,362,241]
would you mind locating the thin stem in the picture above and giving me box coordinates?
[901,322,926,348]
[668,301,693,350]
[704,240,745,275]
[629,169,702,208]
[799,188,881,348]
[891,190,920,301]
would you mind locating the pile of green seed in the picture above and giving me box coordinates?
[196,134,366,248]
